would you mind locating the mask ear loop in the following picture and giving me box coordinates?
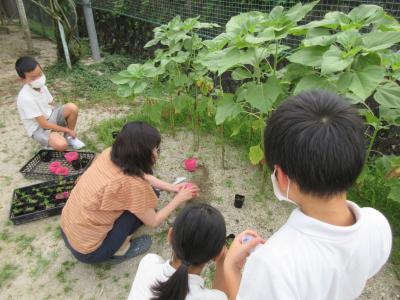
[286,178,291,201]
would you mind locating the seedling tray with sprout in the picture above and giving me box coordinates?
[9,175,78,225]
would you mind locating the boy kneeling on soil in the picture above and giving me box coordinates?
[15,56,85,150]
[222,90,392,299]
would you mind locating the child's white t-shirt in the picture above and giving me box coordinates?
[128,253,227,300]
[17,84,53,136]
[237,201,392,300]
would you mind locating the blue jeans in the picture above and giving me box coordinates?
[61,211,143,264]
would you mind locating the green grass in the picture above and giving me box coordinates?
[0,229,11,242]
[14,234,35,255]
[0,263,18,288]
[53,225,62,240]
[44,54,137,107]
[30,255,50,278]
[93,262,112,280]
[56,261,76,283]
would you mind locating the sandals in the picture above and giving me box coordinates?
[109,235,152,265]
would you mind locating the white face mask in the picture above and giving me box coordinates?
[271,169,297,205]
[30,74,46,89]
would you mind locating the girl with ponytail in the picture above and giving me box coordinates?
[128,203,228,300]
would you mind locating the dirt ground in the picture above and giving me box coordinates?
[0,26,399,300]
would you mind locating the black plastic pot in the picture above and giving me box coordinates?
[234,194,245,208]
[71,159,82,170]
[39,151,52,162]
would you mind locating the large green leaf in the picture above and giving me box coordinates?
[348,4,384,24]
[242,76,282,113]
[225,12,266,37]
[215,94,242,125]
[374,82,400,109]
[141,101,164,124]
[249,144,264,165]
[336,29,362,50]
[173,74,190,87]
[287,46,328,67]
[348,65,385,100]
[321,45,354,75]
[244,28,275,45]
[117,85,133,98]
[387,180,400,203]
[173,94,192,114]
[231,68,253,81]
[362,31,400,52]
[203,33,230,50]
[200,47,254,75]
[110,74,131,85]
[380,107,400,125]
[294,75,334,94]
[127,64,142,76]
[336,72,353,93]
[286,1,319,23]
[133,81,148,94]
[302,35,335,47]
[284,63,314,82]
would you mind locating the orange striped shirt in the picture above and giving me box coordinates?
[60,148,158,254]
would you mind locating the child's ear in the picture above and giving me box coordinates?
[275,165,289,190]
[167,228,173,244]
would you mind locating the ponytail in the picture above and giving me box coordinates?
[151,263,190,300]
[151,203,226,300]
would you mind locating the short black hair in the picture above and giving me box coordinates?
[111,121,161,177]
[151,203,226,300]
[264,90,366,197]
[15,56,39,78]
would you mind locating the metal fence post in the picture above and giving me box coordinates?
[16,0,33,52]
[82,0,101,60]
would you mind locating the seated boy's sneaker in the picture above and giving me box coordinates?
[67,136,85,150]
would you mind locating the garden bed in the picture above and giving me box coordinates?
[9,176,77,225]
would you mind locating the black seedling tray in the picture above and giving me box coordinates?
[9,175,78,225]
[20,150,95,180]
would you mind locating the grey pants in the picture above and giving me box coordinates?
[31,106,67,147]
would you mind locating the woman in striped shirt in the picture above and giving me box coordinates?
[60,121,199,264]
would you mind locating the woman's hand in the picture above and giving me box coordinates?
[173,182,187,192]
[224,230,265,270]
[174,184,200,203]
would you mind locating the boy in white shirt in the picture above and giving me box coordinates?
[222,90,392,300]
[15,56,85,151]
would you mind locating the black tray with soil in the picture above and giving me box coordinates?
[9,175,78,225]
[20,150,95,180]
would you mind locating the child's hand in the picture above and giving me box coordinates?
[174,184,200,203]
[224,230,265,271]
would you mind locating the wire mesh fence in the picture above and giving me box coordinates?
[89,0,400,39]
[23,0,400,49]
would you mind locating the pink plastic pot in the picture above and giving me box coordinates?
[184,183,194,189]
[55,167,69,176]
[64,152,79,163]
[183,158,197,172]
[49,161,61,173]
